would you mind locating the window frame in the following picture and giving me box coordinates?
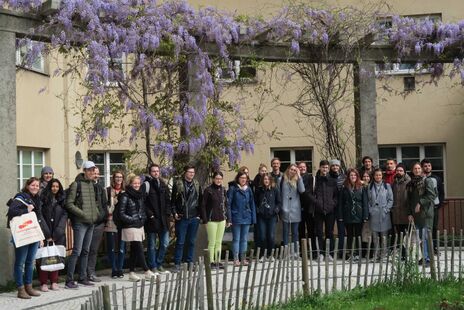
[88,151,126,187]
[378,143,446,193]
[270,147,313,174]
[17,149,45,191]
[15,40,46,74]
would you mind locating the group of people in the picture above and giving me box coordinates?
[6,155,444,299]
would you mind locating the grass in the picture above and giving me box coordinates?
[274,279,464,310]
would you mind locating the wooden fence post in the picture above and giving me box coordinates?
[301,239,310,296]
[101,285,111,310]
[203,250,214,310]
[428,230,436,280]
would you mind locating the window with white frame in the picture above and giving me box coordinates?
[270,148,313,174]
[16,40,46,74]
[17,149,45,190]
[105,56,125,87]
[378,144,445,186]
[88,152,126,186]
[216,59,257,83]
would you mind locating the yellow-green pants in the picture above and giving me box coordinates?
[206,220,226,263]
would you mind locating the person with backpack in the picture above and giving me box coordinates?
[86,166,109,283]
[64,161,103,289]
[105,170,126,278]
[38,178,67,292]
[7,177,50,299]
[368,168,393,261]
[144,164,172,274]
[117,174,156,282]
[227,171,256,266]
[255,173,280,258]
[200,171,230,269]
[171,165,203,271]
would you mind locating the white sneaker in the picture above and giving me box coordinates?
[144,270,157,280]
[129,272,141,282]
[317,255,324,263]
[327,255,334,262]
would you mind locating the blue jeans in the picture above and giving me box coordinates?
[14,241,39,287]
[174,217,200,265]
[147,229,170,269]
[232,224,250,260]
[257,216,277,256]
[282,222,299,252]
[106,232,126,272]
[67,222,94,281]
[417,228,430,261]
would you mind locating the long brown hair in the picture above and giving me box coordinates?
[343,168,362,190]
[110,170,125,190]
[260,173,275,189]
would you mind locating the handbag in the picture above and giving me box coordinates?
[9,212,45,248]
[403,221,422,261]
[35,242,66,272]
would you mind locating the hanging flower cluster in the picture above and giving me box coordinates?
[4,0,464,174]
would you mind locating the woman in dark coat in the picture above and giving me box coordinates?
[338,169,368,260]
[7,177,50,299]
[118,174,155,282]
[201,171,230,268]
[255,173,280,258]
[38,178,67,291]
[406,162,437,265]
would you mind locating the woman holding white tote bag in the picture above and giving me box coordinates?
[38,178,68,292]
[7,177,51,299]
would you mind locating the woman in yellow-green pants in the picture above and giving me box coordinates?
[201,171,230,269]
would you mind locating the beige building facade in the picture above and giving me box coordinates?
[14,0,464,200]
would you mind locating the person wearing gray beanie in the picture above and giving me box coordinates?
[39,166,55,193]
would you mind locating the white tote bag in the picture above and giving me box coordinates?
[10,212,45,248]
[35,243,66,272]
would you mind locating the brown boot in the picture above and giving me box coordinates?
[25,284,41,297]
[17,286,31,299]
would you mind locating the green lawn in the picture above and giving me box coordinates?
[275,279,464,310]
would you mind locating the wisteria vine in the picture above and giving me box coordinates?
[4,0,464,175]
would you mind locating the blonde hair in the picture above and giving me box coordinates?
[283,164,298,188]
[258,163,267,171]
[126,173,141,186]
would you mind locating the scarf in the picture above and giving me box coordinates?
[126,185,143,200]
[407,175,425,195]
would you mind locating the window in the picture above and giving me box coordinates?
[17,149,45,190]
[404,76,415,91]
[270,148,313,174]
[105,56,125,87]
[376,63,431,75]
[378,144,445,187]
[16,40,46,74]
[216,60,257,83]
[88,152,126,186]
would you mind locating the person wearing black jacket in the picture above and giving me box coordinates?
[313,160,339,261]
[297,162,315,244]
[118,174,156,282]
[255,174,281,258]
[7,177,50,299]
[337,169,368,260]
[200,171,230,268]
[144,164,172,273]
[171,165,202,270]
[38,179,68,292]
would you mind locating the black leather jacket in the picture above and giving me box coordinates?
[117,187,147,229]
